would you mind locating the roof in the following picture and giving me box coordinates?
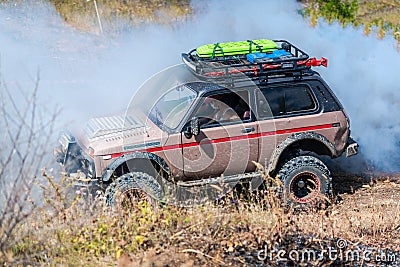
[182,73,326,96]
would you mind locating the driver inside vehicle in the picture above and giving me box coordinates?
[197,95,240,126]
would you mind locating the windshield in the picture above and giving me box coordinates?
[149,85,196,130]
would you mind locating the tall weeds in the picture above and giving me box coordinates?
[0,74,59,265]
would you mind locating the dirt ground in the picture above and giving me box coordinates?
[333,174,400,245]
[116,174,400,267]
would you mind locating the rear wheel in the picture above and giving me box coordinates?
[278,155,331,207]
[105,172,164,208]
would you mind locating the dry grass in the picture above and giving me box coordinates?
[0,0,192,34]
[50,0,192,34]
[331,177,400,244]
[2,171,399,266]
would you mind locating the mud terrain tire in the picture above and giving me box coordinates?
[278,156,331,207]
[105,172,164,207]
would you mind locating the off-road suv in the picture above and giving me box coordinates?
[54,39,358,206]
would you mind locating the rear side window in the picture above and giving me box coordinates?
[257,84,317,118]
[285,86,315,113]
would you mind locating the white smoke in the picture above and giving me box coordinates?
[0,0,399,172]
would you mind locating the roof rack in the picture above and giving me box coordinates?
[182,39,327,83]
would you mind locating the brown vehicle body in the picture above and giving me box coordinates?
[55,40,358,205]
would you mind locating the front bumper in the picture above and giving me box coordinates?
[345,137,359,157]
[54,132,95,178]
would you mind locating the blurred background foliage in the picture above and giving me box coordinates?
[0,0,399,42]
[300,0,400,42]
[49,0,192,32]
[0,0,192,34]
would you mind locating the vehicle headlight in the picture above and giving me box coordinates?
[59,131,76,151]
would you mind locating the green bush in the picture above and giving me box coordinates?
[303,0,358,26]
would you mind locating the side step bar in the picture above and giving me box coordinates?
[177,171,261,188]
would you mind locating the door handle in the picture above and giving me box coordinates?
[241,127,255,133]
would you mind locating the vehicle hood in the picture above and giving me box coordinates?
[85,114,146,140]
[79,113,167,156]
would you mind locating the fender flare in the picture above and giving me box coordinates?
[267,131,337,174]
[101,152,170,182]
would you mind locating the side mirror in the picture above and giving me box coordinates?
[190,117,200,136]
[183,117,200,139]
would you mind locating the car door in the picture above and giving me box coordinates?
[256,84,319,166]
[181,90,259,181]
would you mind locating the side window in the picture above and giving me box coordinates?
[193,90,250,128]
[258,89,285,117]
[257,84,316,118]
[284,86,316,113]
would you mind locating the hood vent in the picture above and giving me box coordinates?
[85,115,146,140]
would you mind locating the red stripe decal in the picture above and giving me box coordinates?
[109,123,334,158]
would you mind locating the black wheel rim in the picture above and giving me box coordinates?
[289,172,321,203]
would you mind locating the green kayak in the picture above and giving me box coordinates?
[196,39,278,58]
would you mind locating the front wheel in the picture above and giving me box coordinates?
[278,156,331,207]
[104,172,164,208]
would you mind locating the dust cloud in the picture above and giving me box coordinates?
[0,0,399,172]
